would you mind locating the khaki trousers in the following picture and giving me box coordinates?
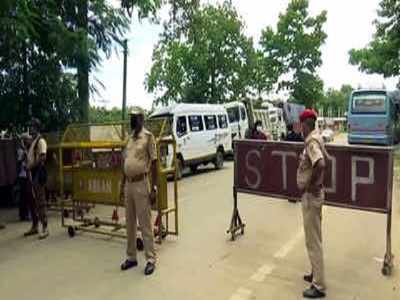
[125,179,156,264]
[301,192,325,291]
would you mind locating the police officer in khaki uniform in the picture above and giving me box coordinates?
[120,108,158,276]
[24,118,49,239]
[297,109,327,298]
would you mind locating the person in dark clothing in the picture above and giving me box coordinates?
[285,124,304,142]
[16,133,31,221]
[246,120,268,140]
[24,118,49,239]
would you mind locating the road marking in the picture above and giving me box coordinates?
[229,287,252,300]
[250,264,275,282]
[273,230,304,259]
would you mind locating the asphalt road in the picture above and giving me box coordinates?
[0,147,399,300]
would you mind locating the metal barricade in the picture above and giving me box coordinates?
[56,120,178,243]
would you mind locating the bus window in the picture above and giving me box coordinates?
[189,115,204,132]
[240,106,247,121]
[218,115,228,129]
[176,116,188,137]
[352,95,386,113]
[227,107,240,123]
[204,115,217,130]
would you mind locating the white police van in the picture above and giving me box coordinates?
[150,104,232,179]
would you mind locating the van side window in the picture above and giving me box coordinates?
[176,116,187,137]
[189,115,204,132]
[240,106,247,121]
[218,115,228,129]
[227,107,240,123]
[204,115,217,130]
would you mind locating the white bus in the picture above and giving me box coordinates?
[150,104,232,179]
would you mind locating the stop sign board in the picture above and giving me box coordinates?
[234,140,394,213]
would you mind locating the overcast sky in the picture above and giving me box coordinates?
[92,0,398,109]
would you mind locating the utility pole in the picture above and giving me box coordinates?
[122,39,128,120]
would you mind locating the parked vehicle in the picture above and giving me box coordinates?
[225,101,302,143]
[224,101,249,142]
[150,104,232,179]
[267,105,287,140]
[321,127,334,143]
[347,89,400,145]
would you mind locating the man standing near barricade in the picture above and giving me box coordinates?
[24,118,49,239]
[17,133,31,221]
[120,108,158,276]
[297,109,327,298]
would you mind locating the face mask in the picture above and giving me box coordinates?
[256,126,262,132]
[130,118,137,130]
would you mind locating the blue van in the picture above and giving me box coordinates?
[347,89,399,145]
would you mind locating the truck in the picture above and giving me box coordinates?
[224,100,304,143]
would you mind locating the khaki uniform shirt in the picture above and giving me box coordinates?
[27,135,47,170]
[297,129,325,191]
[123,128,157,178]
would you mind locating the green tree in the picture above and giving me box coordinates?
[162,0,200,40]
[259,0,327,107]
[0,0,161,130]
[89,106,123,123]
[146,1,255,106]
[319,84,353,117]
[89,106,151,123]
[349,0,400,87]
[251,50,281,100]
[0,0,83,131]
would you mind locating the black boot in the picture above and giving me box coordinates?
[303,285,326,299]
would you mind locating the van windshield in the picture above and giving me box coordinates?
[352,94,387,114]
[227,107,240,123]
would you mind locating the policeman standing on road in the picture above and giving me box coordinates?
[120,108,158,276]
[24,118,49,239]
[297,109,328,298]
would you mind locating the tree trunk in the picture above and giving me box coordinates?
[22,43,29,123]
[77,0,89,123]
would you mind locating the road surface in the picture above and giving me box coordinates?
[0,145,399,300]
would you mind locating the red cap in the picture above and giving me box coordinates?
[299,109,317,122]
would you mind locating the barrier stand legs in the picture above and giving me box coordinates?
[227,187,245,241]
[382,207,394,275]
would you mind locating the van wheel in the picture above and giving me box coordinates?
[190,165,198,174]
[176,158,183,180]
[214,150,224,170]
